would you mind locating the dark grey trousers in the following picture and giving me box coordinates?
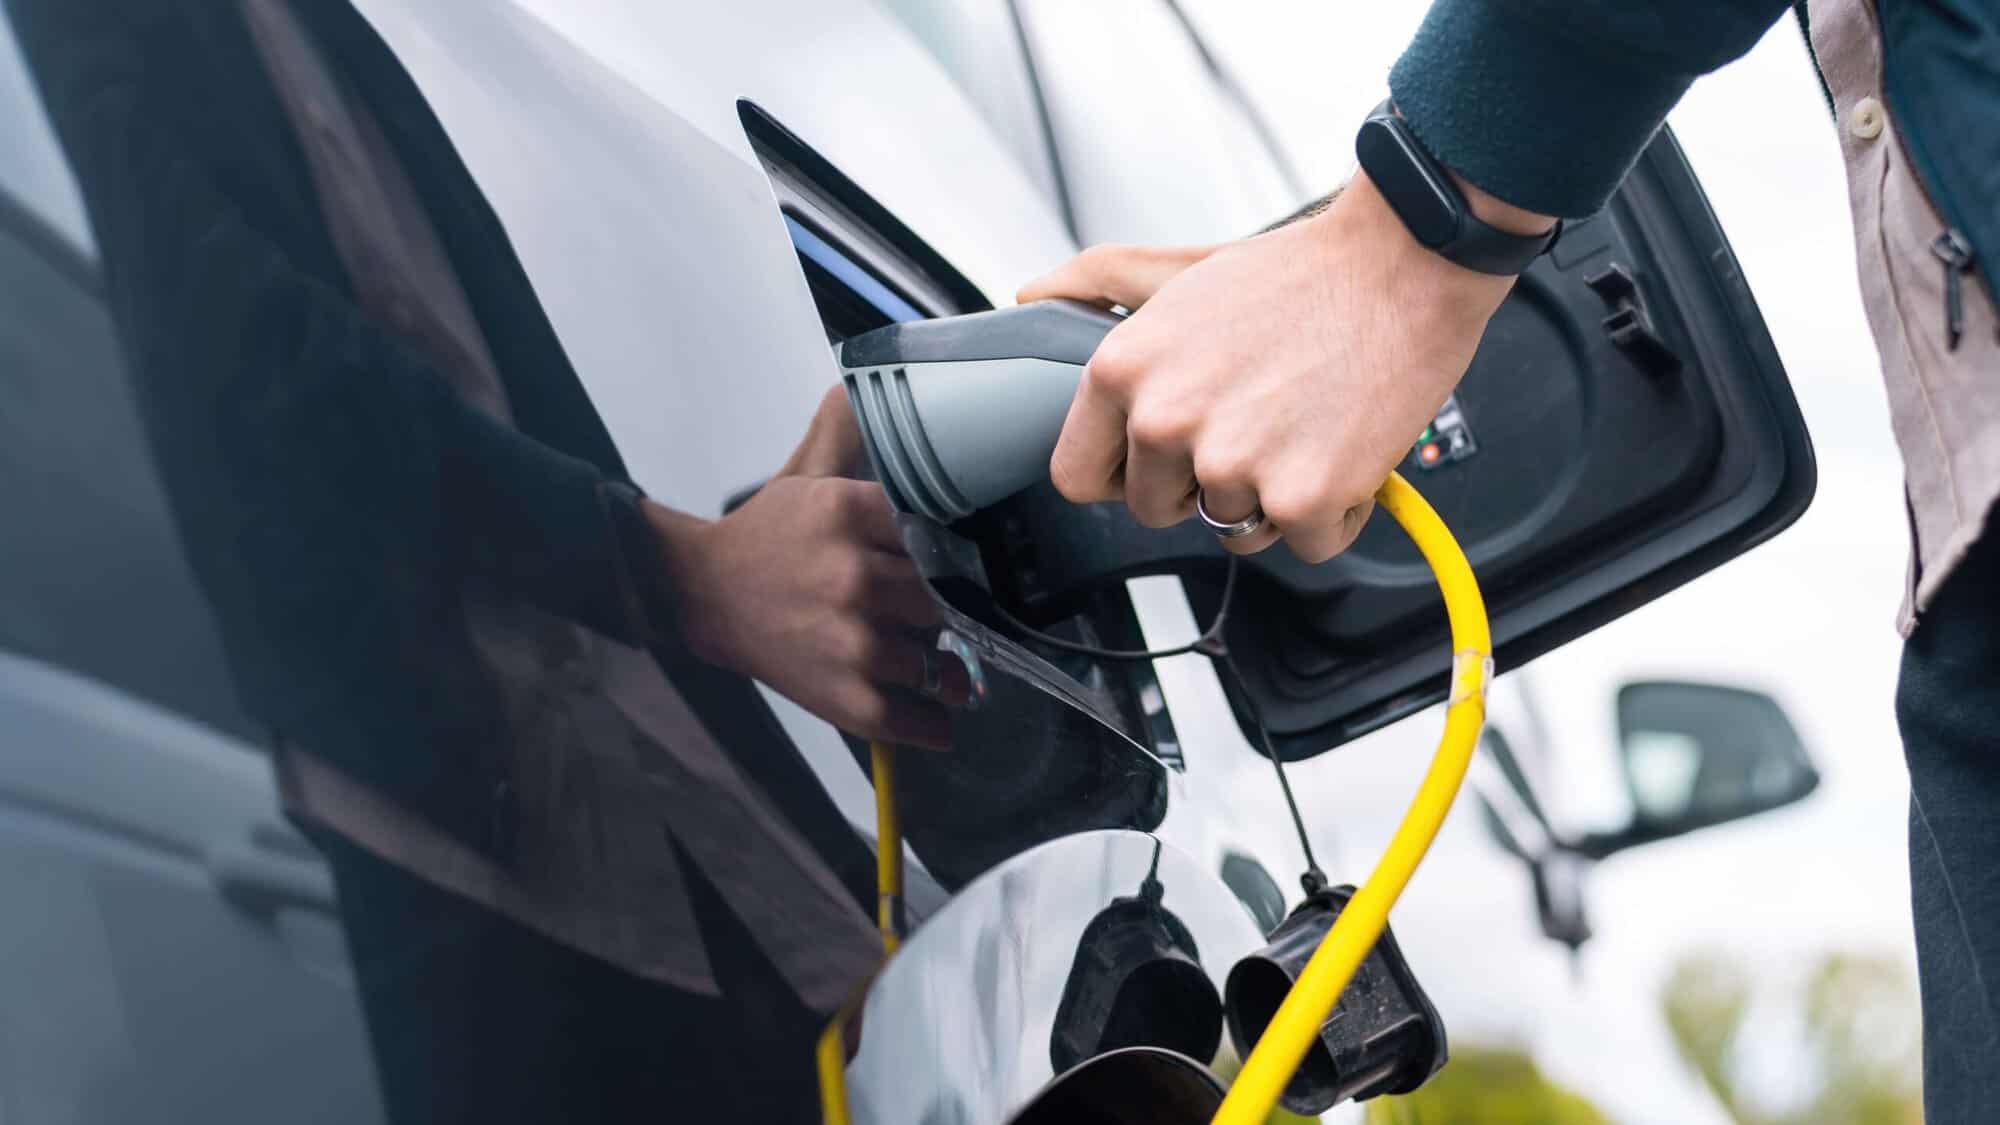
[1899,523,2000,1122]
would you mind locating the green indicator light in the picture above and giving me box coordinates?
[1418,426,1434,444]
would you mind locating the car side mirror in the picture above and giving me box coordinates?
[1573,680,1819,859]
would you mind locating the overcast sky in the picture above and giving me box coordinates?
[1177,5,1914,1122]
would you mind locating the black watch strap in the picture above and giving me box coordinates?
[1355,100,1560,276]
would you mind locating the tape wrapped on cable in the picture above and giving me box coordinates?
[1449,649,1493,706]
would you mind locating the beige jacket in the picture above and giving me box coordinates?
[1812,0,2000,636]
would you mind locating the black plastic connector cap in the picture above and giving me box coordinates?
[1223,885,1447,1114]
[1049,875,1223,1075]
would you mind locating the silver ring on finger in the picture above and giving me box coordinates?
[918,646,945,699]
[1195,487,1266,540]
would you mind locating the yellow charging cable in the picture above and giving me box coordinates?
[817,741,903,1125]
[870,740,904,955]
[1210,470,1490,1125]
[816,470,1489,1125]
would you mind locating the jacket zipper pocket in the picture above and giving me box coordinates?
[1930,229,1975,352]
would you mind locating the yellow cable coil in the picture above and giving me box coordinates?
[1210,470,1490,1125]
[817,470,1489,1125]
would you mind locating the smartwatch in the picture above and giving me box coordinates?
[1355,100,1560,276]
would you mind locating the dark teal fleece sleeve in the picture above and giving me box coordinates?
[1387,0,1795,218]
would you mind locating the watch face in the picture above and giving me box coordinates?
[1356,116,1459,249]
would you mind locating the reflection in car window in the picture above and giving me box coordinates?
[0,0,878,1119]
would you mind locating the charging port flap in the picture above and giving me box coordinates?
[976,128,1813,758]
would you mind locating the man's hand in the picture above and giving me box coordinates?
[1019,172,1539,562]
[773,376,871,480]
[645,388,967,749]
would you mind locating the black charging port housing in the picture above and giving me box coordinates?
[1224,885,1447,1114]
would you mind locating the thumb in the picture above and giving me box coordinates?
[1016,242,1218,311]
[778,383,866,479]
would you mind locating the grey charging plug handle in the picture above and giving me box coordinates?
[839,299,1121,523]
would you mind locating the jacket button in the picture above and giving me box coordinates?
[1850,96,1886,141]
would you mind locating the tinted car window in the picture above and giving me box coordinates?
[2,15,386,1125]
[0,19,247,737]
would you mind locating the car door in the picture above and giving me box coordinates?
[0,15,384,1122]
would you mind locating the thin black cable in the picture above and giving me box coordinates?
[1213,654,1327,896]
[988,554,1240,661]
[988,556,1327,894]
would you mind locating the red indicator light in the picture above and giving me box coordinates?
[1418,442,1442,465]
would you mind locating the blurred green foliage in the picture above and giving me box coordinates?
[1254,949,1916,1124]
[1336,948,1918,1125]
[1664,951,1756,1120]
[1661,949,1922,1125]
[1360,1044,1610,1125]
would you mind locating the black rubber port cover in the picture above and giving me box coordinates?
[1224,885,1447,1113]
